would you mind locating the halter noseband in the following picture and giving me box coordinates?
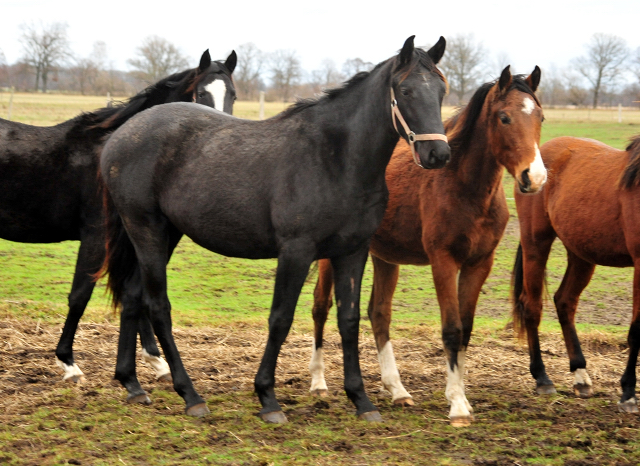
[390,88,448,168]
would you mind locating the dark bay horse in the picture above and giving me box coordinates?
[512,135,640,413]
[100,36,450,423]
[0,50,236,383]
[309,66,546,426]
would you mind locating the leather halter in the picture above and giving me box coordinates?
[390,88,448,167]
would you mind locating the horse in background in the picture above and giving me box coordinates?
[99,36,450,422]
[512,135,640,413]
[309,66,545,426]
[0,50,236,383]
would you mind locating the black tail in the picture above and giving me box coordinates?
[97,190,138,309]
[511,243,527,340]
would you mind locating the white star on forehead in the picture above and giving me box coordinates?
[522,97,535,115]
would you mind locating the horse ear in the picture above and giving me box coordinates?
[526,65,541,92]
[199,49,212,73]
[225,50,237,74]
[399,35,415,66]
[498,65,512,93]
[427,36,446,65]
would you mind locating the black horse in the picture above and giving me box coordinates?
[0,50,236,383]
[100,36,450,423]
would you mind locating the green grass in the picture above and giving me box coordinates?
[1,96,640,465]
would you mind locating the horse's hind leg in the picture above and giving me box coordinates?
[309,259,333,396]
[554,251,595,397]
[369,255,412,406]
[618,263,640,413]
[255,239,315,423]
[119,218,206,415]
[332,246,380,421]
[55,229,103,383]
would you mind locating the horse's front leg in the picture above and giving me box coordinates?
[332,246,381,421]
[430,251,470,426]
[369,254,412,406]
[254,239,315,423]
[456,253,496,417]
[619,261,640,413]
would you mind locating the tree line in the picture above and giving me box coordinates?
[1,22,639,109]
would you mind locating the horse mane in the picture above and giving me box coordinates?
[445,75,539,155]
[618,135,640,190]
[87,68,198,132]
[277,47,445,119]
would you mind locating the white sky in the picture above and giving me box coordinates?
[1,0,638,82]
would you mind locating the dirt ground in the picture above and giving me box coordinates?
[0,314,638,465]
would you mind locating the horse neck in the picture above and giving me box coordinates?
[313,71,399,187]
[450,108,503,201]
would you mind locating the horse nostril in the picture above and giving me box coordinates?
[520,168,531,192]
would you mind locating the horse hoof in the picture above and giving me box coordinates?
[573,383,593,398]
[65,375,86,384]
[127,393,152,405]
[157,373,173,384]
[618,398,639,413]
[310,389,329,397]
[358,411,383,422]
[186,403,210,417]
[536,384,557,395]
[260,411,288,424]
[393,397,414,407]
[450,416,472,427]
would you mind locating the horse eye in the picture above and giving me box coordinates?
[400,88,410,96]
[499,113,511,124]
[541,115,545,123]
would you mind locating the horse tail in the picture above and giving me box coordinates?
[97,190,138,310]
[511,243,527,340]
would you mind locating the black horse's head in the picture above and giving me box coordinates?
[390,36,450,169]
[192,49,237,114]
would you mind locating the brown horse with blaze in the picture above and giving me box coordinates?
[310,65,545,426]
[512,135,640,413]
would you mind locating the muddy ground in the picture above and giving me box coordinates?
[1,314,639,465]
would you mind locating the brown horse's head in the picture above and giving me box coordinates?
[486,65,546,193]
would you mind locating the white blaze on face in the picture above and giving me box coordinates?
[522,97,535,115]
[377,341,412,402]
[528,143,548,188]
[142,349,171,379]
[204,79,227,111]
[309,338,328,393]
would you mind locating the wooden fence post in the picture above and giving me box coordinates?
[259,91,265,120]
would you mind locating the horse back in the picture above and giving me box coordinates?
[540,137,631,266]
[0,118,100,242]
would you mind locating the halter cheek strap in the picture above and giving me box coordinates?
[390,88,448,167]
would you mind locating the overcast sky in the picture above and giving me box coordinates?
[1,0,638,82]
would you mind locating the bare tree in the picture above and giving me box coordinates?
[19,21,71,92]
[127,36,189,83]
[269,49,302,102]
[234,42,265,100]
[438,34,486,104]
[574,33,629,108]
[632,46,640,84]
[309,58,344,94]
[342,58,373,78]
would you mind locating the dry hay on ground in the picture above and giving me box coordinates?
[0,317,631,417]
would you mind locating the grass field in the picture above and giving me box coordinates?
[0,94,639,465]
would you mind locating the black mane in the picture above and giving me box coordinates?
[277,47,444,119]
[445,75,539,155]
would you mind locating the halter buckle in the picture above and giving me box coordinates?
[408,132,416,143]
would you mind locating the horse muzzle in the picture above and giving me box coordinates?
[418,140,451,169]
[518,167,547,194]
